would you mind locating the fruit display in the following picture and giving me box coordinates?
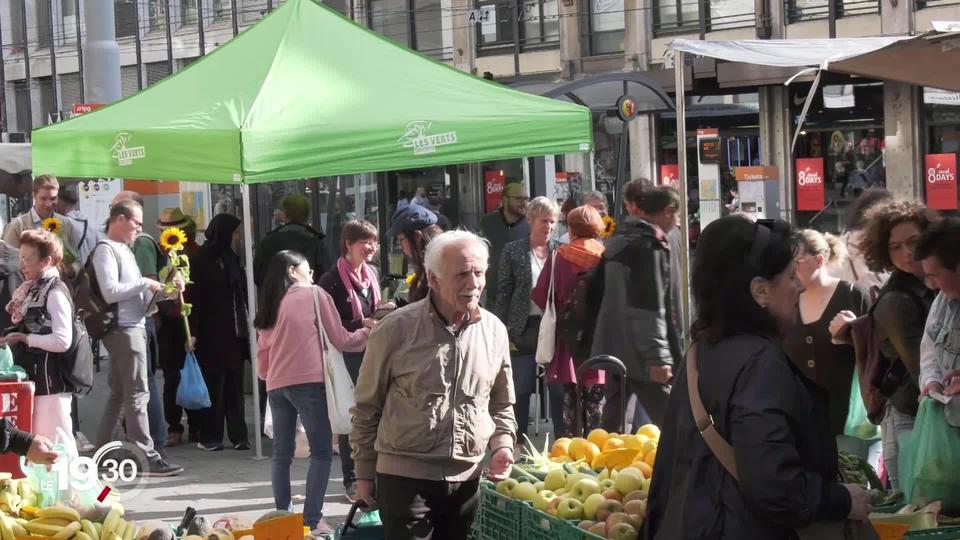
[495,425,661,539]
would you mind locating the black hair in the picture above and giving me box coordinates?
[916,217,960,271]
[638,185,681,215]
[254,250,307,330]
[844,188,893,232]
[691,215,799,343]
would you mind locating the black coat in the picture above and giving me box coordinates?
[187,248,249,371]
[253,223,327,286]
[645,334,851,540]
[317,264,380,333]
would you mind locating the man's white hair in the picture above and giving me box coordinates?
[424,230,489,277]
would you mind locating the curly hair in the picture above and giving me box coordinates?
[859,200,939,273]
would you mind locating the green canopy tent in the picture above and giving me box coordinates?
[32,0,592,457]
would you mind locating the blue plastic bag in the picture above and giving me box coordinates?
[176,352,211,409]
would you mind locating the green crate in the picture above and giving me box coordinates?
[518,502,609,540]
[478,484,522,540]
[906,526,960,539]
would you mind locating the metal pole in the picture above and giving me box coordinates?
[231,0,239,36]
[82,0,121,103]
[20,0,33,133]
[241,183,266,460]
[674,50,691,343]
[164,0,174,75]
[74,0,84,102]
[134,0,143,90]
[198,0,206,56]
[613,119,629,224]
[47,0,59,119]
[511,0,520,76]
[0,9,7,133]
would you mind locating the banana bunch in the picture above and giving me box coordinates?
[0,473,38,516]
[2,505,136,540]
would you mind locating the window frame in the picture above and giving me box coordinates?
[474,0,560,56]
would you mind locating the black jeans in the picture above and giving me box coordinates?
[337,352,364,487]
[200,364,249,446]
[377,473,480,540]
[600,375,670,432]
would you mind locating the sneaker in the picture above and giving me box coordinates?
[74,432,96,453]
[142,458,183,477]
[344,483,357,503]
[197,442,224,451]
[166,432,182,447]
[310,519,334,538]
[233,442,250,451]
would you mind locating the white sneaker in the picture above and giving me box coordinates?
[75,432,96,453]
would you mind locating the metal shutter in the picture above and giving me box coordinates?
[146,61,171,86]
[121,65,140,97]
[59,73,82,114]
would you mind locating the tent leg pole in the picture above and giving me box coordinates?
[674,51,692,345]
[241,183,266,461]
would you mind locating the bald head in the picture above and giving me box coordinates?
[112,190,144,207]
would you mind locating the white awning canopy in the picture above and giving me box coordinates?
[670,26,960,91]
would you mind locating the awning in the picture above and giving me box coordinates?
[512,72,675,113]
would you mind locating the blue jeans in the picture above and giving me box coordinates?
[269,383,332,528]
[145,319,166,449]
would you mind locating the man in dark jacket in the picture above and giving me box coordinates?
[593,182,683,430]
[479,182,530,306]
[253,195,328,286]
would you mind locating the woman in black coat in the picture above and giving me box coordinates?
[645,216,870,540]
[189,213,250,451]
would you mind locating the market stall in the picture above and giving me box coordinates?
[30,0,593,459]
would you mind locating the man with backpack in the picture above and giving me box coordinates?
[592,182,683,430]
[56,187,96,266]
[91,200,183,477]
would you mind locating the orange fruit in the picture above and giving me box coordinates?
[633,461,653,479]
[637,424,661,441]
[644,449,657,467]
[567,438,590,460]
[551,438,572,458]
[587,429,609,449]
[641,439,658,457]
[581,442,602,465]
[621,434,644,450]
[603,438,626,452]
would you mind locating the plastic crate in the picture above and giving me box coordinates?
[906,526,960,539]
[518,502,611,540]
[478,484,522,540]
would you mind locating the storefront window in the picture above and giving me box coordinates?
[924,87,960,211]
[588,0,625,55]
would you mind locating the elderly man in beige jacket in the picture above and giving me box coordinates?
[351,230,516,540]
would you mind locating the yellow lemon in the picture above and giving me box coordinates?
[603,438,626,452]
[551,438,572,458]
[644,449,657,467]
[633,461,653,479]
[637,424,661,440]
[641,439,658,457]
[587,429,609,450]
[567,438,590,460]
[622,434,644,451]
[580,442,602,465]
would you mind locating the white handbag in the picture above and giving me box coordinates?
[312,287,356,435]
[535,251,558,365]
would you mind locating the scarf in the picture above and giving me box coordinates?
[203,214,248,337]
[6,267,59,325]
[336,256,381,322]
[557,238,605,273]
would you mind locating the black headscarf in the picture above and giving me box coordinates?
[203,214,247,336]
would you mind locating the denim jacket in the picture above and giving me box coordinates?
[920,291,960,426]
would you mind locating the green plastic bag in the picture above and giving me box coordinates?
[844,368,879,440]
[899,399,960,514]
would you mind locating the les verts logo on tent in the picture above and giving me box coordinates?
[398,120,458,155]
[111,132,146,166]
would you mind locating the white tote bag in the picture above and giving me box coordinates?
[535,251,558,365]
[312,288,356,435]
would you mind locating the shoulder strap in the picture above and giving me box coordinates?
[547,250,557,304]
[311,286,330,351]
[19,213,31,232]
[686,344,740,480]
[848,258,860,283]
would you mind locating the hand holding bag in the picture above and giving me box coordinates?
[176,351,212,409]
[312,287,355,435]
[535,251,558,366]
[685,344,879,540]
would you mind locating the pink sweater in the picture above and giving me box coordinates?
[257,284,370,392]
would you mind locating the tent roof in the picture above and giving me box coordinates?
[670,28,960,91]
[32,0,592,184]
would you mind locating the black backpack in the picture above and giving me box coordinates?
[53,281,94,394]
[73,242,120,339]
[556,260,605,361]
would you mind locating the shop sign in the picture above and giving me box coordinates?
[925,153,958,210]
[660,164,679,187]
[735,166,779,182]
[795,158,825,211]
[72,103,103,115]
[484,170,506,213]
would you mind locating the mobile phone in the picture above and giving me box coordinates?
[372,307,394,320]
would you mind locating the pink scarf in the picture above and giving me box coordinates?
[336,256,381,322]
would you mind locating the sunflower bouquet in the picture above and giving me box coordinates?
[159,227,194,345]
[600,215,617,239]
[41,217,77,265]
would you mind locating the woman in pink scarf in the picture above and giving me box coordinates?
[318,220,394,502]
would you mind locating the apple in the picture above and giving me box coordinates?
[534,481,545,492]
[578,520,595,531]
[546,496,562,516]
[512,482,537,501]
[556,498,584,520]
[597,468,610,482]
[544,469,566,491]
[607,522,639,540]
[600,479,616,491]
[571,478,602,502]
[533,490,557,511]
[595,500,623,523]
[588,522,607,537]
[619,467,644,480]
[555,488,567,497]
[623,490,647,504]
[495,478,519,497]
[565,473,589,491]
[602,489,623,502]
[606,512,641,530]
[582,493,606,520]
[641,478,652,493]
[614,472,643,496]
[623,499,645,518]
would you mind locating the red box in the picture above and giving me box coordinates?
[0,382,35,479]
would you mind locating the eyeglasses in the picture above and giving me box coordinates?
[126,216,143,228]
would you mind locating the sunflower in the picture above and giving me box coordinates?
[41,217,63,235]
[159,227,188,252]
[600,215,616,239]
[405,273,416,286]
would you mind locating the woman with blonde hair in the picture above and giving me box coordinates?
[783,230,872,458]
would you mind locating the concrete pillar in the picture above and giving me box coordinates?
[83,0,121,103]
[759,85,794,222]
[883,82,923,200]
[557,0,580,79]
[451,0,475,74]
[623,0,652,71]
[629,115,656,181]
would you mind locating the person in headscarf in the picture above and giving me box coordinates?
[188,213,250,451]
